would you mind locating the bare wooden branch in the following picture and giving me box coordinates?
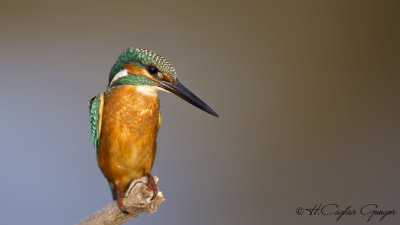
[76,176,164,225]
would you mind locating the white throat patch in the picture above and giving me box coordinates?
[136,86,167,96]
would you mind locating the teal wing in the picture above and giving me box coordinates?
[89,93,104,154]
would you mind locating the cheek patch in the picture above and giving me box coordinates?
[124,64,149,76]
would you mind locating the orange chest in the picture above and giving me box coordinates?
[97,85,161,182]
[100,85,160,144]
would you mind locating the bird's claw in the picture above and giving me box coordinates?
[145,173,158,200]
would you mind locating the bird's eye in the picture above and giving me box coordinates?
[147,65,159,75]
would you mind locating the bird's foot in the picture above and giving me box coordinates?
[145,173,158,200]
[115,182,129,214]
[117,197,129,214]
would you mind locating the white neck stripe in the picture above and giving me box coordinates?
[110,69,129,85]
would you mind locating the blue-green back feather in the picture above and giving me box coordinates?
[89,94,103,154]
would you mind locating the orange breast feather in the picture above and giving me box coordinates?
[97,85,160,191]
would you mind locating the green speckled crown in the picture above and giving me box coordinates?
[109,47,177,84]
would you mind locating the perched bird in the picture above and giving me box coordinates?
[89,48,218,213]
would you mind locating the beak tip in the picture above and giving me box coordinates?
[211,111,219,118]
[203,106,219,118]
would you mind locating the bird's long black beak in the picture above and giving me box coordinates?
[160,80,219,117]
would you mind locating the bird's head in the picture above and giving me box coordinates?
[108,47,218,117]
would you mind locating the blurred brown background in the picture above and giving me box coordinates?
[0,0,399,224]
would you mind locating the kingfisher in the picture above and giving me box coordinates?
[89,47,218,214]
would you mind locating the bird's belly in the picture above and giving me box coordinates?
[97,86,160,184]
